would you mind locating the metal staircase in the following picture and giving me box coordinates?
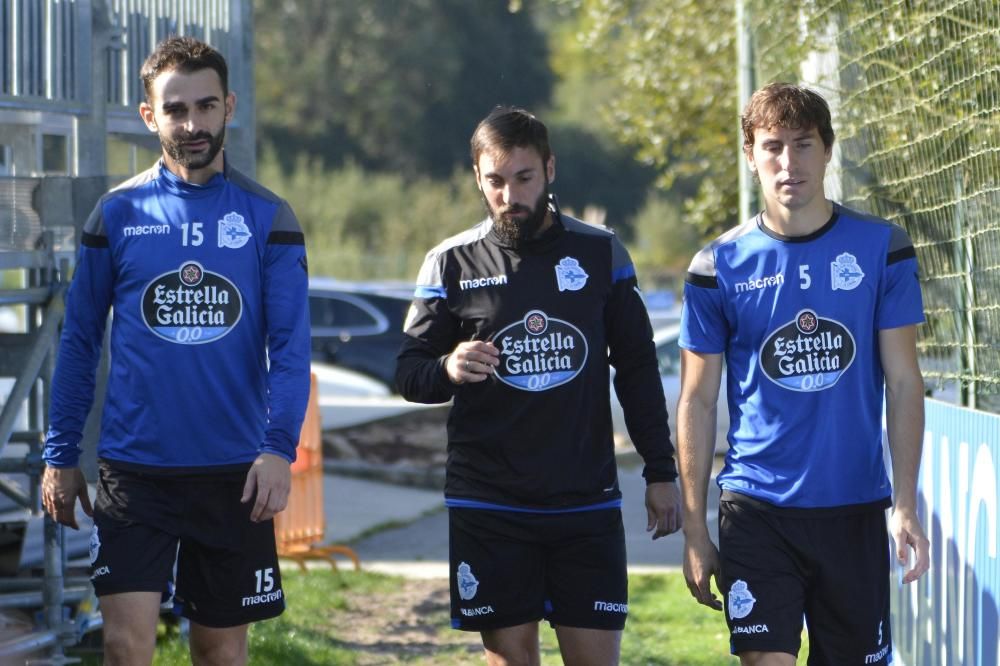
[0,176,103,664]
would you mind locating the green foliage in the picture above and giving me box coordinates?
[546,123,659,238]
[253,0,674,246]
[747,0,1000,408]
[250,0,748,278]
[257,151,483,281]
[253,0,553,177]
[629,194,704,290]
[565,0,742,238]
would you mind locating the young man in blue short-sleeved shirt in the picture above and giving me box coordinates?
[677,83,929,666]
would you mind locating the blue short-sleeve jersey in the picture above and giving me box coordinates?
[680,204,924,508]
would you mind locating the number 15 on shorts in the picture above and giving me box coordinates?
[255,568,275,594]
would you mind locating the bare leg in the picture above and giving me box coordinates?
[481,622,541,666]
[553,626,621,666]
[189,622,250,666]
[740,651,797,666]
[98,591,162,666]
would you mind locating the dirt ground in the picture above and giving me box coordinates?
[320,409,470,662]
[325,405,446,461]
[333,576,484,665]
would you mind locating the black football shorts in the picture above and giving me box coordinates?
[90,461,284,628]
[448,506,628,632]
[719,496,892,664]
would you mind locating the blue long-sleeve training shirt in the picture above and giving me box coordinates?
[44,158,311,471]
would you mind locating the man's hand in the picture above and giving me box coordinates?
[645,481,682,539]
[241,453,292,522]
[446,341,499,384]
[889,506,930,584]
[683,533,723,610]
[41,466,92,530]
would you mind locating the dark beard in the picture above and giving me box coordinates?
[487,186,550,246]
[160,126,226,170]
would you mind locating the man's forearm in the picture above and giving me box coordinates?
[395,348,454,404]
[678,400,717,538]
[886,374,925,511]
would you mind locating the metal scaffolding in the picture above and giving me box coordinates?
[0,1,255,660]
[0,176,100,662]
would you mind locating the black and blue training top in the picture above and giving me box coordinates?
[397,198,677,511]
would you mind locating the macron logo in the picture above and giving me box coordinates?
[735,272,783,293]
[123,224,170,237]
[460,274,508,290]
[593,601,628,613]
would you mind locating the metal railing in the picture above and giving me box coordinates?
[0,176,100,663]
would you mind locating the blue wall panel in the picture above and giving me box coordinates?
[892,399,1000,666]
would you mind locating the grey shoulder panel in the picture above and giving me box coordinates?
[88,165,160,237]
[834,203,915,260]
[107,164,158,195]
[415,220,491,294]
[269,200,303,234]
[886,222,915,254]
[560,215,632,270]
[687,220,755,277]
[429,219,492,255]
[560,215,614,239]
[226,166,285,205]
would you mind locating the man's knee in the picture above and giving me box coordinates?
[189,624,249,666]
[190,640,247,666]
[482,624,541,666]
[102,622,157,665]
[553,626,621,666]
[98,592,161,666]
[739,651,798,666]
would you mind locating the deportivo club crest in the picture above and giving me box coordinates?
[491,310,589,392]
[218,211,252,249]
[89,525,100,565]
[457,562,479,601]
[728,580,756,620]
[831,252,864,291]
[555,256,588,292]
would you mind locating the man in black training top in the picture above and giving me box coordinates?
[396,106,681,666]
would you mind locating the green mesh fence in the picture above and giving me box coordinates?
[750,0,1000,411]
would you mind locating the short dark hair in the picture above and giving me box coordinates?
[470,106,551,168]
[140,36,228,101]
[741,82,835,153]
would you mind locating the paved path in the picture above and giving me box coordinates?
[323,462,721,578]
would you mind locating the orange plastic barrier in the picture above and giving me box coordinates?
[274,372,360,572]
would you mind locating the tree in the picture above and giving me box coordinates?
[253,0,553,176]
[563,0,741,237]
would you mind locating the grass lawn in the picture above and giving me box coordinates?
[71,569,808,665]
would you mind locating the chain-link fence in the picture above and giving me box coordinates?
[749,0,1000,411]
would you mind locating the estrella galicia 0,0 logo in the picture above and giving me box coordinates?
[492,310,588,392]
[759,309,855,392]
[141,261,243,344]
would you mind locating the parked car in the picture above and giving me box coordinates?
[308,278,414,388]
[610,324,730,454]
[311,361,445,430]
